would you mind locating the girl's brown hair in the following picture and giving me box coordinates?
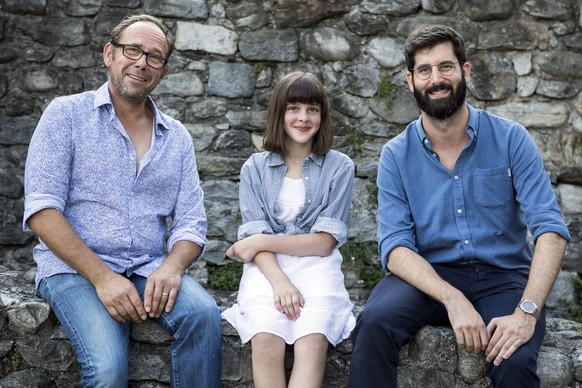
[263,71,333,156]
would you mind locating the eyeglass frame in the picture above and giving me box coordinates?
[111,43,168,69]
[410,61,460,80]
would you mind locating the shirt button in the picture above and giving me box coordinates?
[464,240,470,245]
[305,177,309,180]
[432,154,437,158]
[454,175,459,180]
[457,208,463,214]
[308,199,312,203]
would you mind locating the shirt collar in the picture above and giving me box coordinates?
[94,82,170,136]
[414,103,478,147]
[266,151,325,167]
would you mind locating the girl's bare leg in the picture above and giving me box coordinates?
[288,333,329,388]
[251,332,287,388]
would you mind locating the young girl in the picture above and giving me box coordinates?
[221,71,355,388]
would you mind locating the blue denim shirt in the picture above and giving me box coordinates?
[24,82,207,290]
[377,104,570,274]
[238,150,354,247]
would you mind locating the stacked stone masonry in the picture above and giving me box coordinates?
[1,0,581,386]
[1,269,581,387]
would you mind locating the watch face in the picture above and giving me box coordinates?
[521,300,536,313]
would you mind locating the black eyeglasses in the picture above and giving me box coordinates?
[112,43,168,69]
[411,61,459,80]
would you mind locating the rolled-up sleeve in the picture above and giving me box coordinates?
[509,125,570,243]
[310,155,354,247]
[377,143,418,269]
[23,98,72,231]
[238,157,275,240]
[167,133,207,257]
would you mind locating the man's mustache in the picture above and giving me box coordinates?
[425,84,452,94]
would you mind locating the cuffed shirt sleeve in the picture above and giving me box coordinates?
[377,143,418,269]
[238,156,275,240]
[23,98,72,231]
[509,125,571,243]
[167,132,207,258]
[310,154,354,247]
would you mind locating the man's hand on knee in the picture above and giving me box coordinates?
[485,311,536,366]
[143,264,183,318]
[95,272,147,323]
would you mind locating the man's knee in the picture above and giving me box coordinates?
[170,285,221,338]
[487,349,539,387]
[79,350,128,387]
[354,303,401,340]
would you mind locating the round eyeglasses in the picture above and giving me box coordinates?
[112,43,168,69]
[411,61,459,80]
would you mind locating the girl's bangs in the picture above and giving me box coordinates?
[286,77,324,105]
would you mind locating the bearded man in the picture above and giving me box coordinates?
[348,24,570,388]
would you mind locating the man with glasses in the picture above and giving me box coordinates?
[348,24,569,387]
[24,14,221,387]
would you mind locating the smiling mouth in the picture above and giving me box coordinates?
[127,74,147,82]
[426,85,451,98]
[430,89,449,98]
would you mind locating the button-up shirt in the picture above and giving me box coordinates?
[24,83,207,290]
[377,104,570,274]
[238,150,354,247]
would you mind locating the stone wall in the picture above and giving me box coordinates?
[1,268,581,387]
[0,0,581,308]
[1,0,582,385]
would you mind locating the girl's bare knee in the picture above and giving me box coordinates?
[252,333,285,359]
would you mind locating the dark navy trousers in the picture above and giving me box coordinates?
[348,262,546,388]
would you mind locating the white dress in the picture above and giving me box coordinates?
[222,177,355,346]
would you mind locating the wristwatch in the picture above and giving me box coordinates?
[518,299,541,320]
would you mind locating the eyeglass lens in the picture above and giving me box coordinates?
[414,62,458,80]
[120,45,166,69]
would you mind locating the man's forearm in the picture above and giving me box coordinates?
[27,208,113,285]
[521,232,568,307]
[387,246,465,308]
[164,240,203,274]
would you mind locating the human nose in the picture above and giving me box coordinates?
[429,65,444,82]
[134,52,148,67]
[298,109,310,122]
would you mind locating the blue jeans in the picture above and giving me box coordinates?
[39,273,222,388]
[348,262,546,388]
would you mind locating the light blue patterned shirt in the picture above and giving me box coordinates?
[377,104,570,273]
[24,82,207,291]
[238,150,354,247]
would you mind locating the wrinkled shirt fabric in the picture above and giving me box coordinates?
[377,104,570,274]
[24,82,206,292]
[238,150,354,247]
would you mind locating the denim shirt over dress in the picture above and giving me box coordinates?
[237,150,354,248]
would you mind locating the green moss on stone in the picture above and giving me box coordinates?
[207,261,243,291]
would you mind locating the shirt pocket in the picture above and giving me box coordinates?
[473,167,513,207]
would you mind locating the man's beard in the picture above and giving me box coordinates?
[413,75,466,120]
[109,71,153,104]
